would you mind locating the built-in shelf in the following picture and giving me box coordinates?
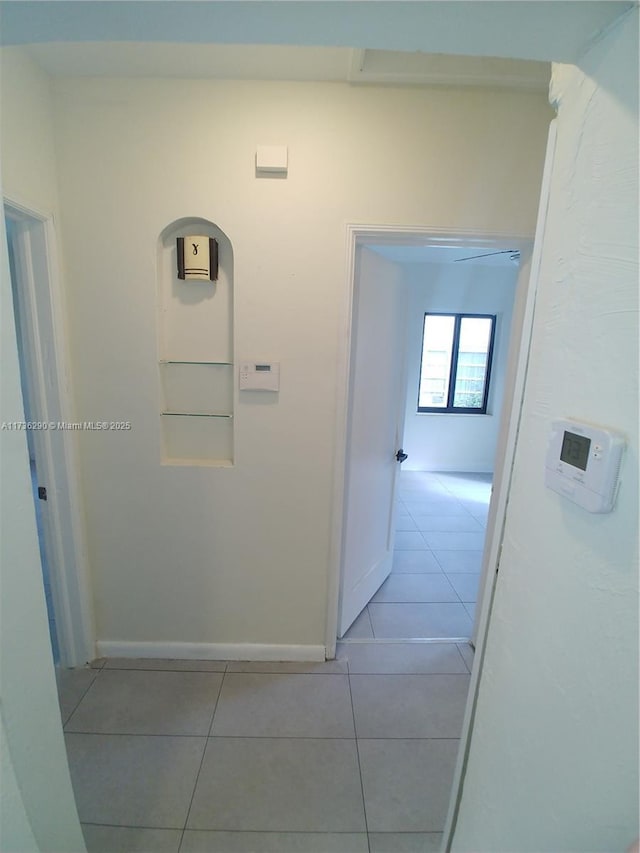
[158,216,234,465]
[161,412,233,418]
[161,457,234,469]
[160,360,233,366]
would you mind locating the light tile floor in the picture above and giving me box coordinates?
[344,472,491,641]
[57,642,474,853]
[55,470,486,852]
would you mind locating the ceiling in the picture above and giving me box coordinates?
[0,2,633,65]
[369,244,521,267]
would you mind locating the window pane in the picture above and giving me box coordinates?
[418,315,455,408]
[453,317,493,408]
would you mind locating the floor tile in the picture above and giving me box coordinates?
[394,531,428,550]
[66,733,205,827]
[395,516,418,531]
[432,550,483,573]
[336,642,467,674]
[459,500,491,521]
[415,514,483,532]
[392,550,442,573]
[342,608,374,639]
[464,602,477,621]
[181,831,369,852]
[368,832,443,853]
[445,482,491,497]
[408,502,469,518]
[457,643,475,672]
[65,669,222,736]
[350,674,470,738]
[402,479,440,496]
[422,532,485,551]
[56,666,98,726]
[446,573,481,603]
[400,471,447,486]
[81,824,181,853]
[104,658,227,672]
[359,739,459,832]
[227,660,347,674]
[368,603,472,639]
[371,574,458,604]
[211,674,354,738]
[437,471,491,489]
[187,738,366,832]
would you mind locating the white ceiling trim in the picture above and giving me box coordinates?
[348,49,550,92]
[23,41,550,90]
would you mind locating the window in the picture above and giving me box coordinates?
[417,313,496,413]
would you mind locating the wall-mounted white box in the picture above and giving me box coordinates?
[256,145,288,174]
[239,361,280,391]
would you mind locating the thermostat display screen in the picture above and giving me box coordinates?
[560,430,590,471]
[255,365,271,372]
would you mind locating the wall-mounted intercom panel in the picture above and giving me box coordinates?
[239,361,280,392]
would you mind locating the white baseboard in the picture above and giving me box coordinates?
[95,641,327,662]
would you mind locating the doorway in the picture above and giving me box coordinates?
[3,200,94,668]
[341,239,522,642]
[328,226,534,655]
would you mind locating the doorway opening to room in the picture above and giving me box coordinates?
[331,227,535,654]
[4,200,94,668]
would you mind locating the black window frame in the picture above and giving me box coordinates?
[417,312,496,414]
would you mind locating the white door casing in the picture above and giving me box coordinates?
[4,199,95,667]
[442,120,557,850]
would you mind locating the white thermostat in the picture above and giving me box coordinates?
[239,361,280,392]
[545,419,625,513]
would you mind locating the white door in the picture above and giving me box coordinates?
[338,245,409,637]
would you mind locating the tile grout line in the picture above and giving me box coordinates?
[439,571,465,607]
[69,730,472,743]
[454,643,473,674]
[365,605,375,639]
[60,666,102,729]
[346,659,371,853]
[177,662,228,852]
[80,820,184,831]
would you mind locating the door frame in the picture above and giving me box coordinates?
[325,222,534,658]
[442,119,557,849]
[4,196,95,667]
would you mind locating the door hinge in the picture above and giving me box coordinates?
[38,486,47,501]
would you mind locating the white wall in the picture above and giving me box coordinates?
[452,9,639,852]
[0,49,85,853]
[401,261,518,472]
[44,76,551,652]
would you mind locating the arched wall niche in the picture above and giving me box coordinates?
[157,217,234,466]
